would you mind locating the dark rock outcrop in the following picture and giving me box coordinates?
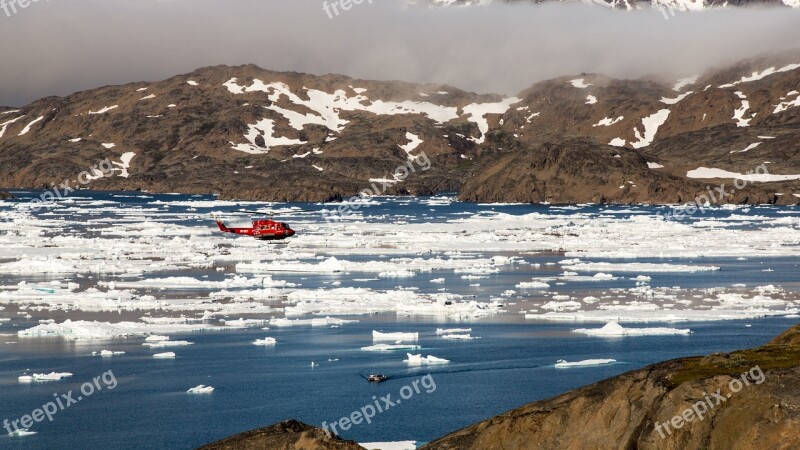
[198,419,363,450]
[422,324,800,450]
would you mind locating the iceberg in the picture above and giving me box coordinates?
[405,353,450,365]
[361,344,421,351]
[18,372,73,383]
[143,340,193,348]
[573,321,691,337]
[253,337,277,346]
[373,331,419,342]
[8,428,37,437]
[187,385,214,394]
[441,334,475,340]
[435,328,472,335]
[554,359,616,368]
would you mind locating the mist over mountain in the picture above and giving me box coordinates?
[2,53,799,204]
[1,0,799,106]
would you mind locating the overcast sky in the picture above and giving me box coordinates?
[0,0,799,106]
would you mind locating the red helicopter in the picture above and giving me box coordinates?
[212,210,297,241]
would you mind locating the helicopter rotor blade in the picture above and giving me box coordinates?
[235,208,316,216]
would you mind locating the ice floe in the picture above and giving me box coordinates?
[7,428,37,437]
[18,320,217,340]
[435,328,472,335]
[187,385,214,394]
[573,321,691,336]
[93,350,125,357]
[405,353,450,365]
[18,372,73,383]
[361,344,421,351]
[143,340,193,348]
[440,333,476,340]
[554,359,616,368]
[373,331,419,342]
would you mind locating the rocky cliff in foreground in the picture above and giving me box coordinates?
[198,420,362,450]
[422,325,800,450]
[2,52,800,204]
[201,322,800,449]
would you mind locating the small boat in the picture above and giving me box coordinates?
[368,374,388,383]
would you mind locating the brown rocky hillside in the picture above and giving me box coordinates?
[1,52,799,204]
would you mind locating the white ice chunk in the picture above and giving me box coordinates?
[554,359,616,368]
[18,372,73,383]
[361,343,421,351]
[187,385,214,394]
[573,321,691,336]
[253,337,277,346]
[405,353,450,365]
[435,328,472,335]
[373,330,419,342]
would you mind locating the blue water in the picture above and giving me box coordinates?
[0,191,798,449]
[1,318,796,450]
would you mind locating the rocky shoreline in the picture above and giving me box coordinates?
[200,323,800,449]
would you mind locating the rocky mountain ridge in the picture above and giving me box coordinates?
[411,0,800,11]
[1,53,799,204]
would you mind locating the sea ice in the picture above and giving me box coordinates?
[573,321,691,337]
[405,353,450,365]
[253,337,277,346]
[435,328,472,335]
[187,385,214,394]
[373,331,419,342]
[554,359,616,368]
[7,428,37,437]
[18,372,73,383]
[361,344,421,351]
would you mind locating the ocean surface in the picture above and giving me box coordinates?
[0,191,798,449]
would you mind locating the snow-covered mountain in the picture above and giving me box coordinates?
[1,53,799,204]
[409,0,800,10]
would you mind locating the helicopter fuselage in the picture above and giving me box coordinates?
[215,218,296,240]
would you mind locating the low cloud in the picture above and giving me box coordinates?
[0,0,799,106]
